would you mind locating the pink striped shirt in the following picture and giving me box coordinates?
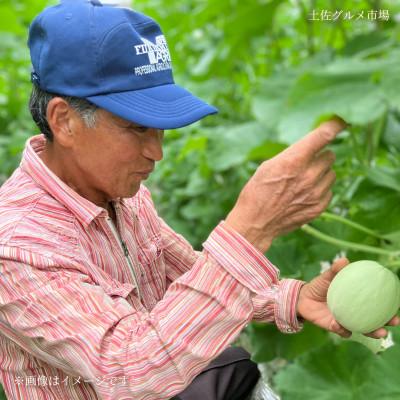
[0,134,303,399]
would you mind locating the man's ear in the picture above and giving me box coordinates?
[46,97,79,147]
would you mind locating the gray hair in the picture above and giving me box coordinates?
[29,84,99,141]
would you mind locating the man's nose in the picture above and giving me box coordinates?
[142,128,164,162]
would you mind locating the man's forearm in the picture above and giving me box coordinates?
[225,213,274,254]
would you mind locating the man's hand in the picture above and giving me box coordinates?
[225,118,346,253]
[297,258,400,338]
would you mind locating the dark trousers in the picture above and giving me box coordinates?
[171,347,260,400]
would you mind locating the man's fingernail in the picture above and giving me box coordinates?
[331,116,350,129]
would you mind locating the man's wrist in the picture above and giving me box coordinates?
[224,215,274,254]
[295,283,308,321]
[203,221,280,294]
[274,279,306,333]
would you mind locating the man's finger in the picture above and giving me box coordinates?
[365,328,388,339]
[386,315,400,326]
[315,257,349,286]
[290,117,348,161]
[364,315,399,338]
[330,257,349,274]
[309,150,336,180]
[330,319,351,338]
[315,170,336,198]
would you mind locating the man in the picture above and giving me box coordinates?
[0,1,398,399]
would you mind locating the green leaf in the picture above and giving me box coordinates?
[0,6,25,35]
[247,141,287,162]
[180,199,217,220]
[382,230,400,244]
[205,122,267,171]
[381,51,400,111]
[366,166,400,193]
[266,237,307,278]
[178,136,208,160]
[383,113,400,151]
[312,113,343,128]
[182,169,209,196]
[342,31,393,58]
[349,183,400,236]
[248,322,329,363]
[274,341,377,400]
[362,331,400,399]
[277,59,389,142]
[252,73,297,128]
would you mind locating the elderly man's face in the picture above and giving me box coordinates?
[65,108,164,205]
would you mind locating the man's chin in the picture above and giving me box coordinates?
[124,183,142,199]
[109,182,141,201]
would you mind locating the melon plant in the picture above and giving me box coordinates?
[327,260,400,333]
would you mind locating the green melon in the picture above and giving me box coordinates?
[327,260,400,333]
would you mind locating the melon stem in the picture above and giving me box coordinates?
[301,224,400,258]
[320,212,383,240]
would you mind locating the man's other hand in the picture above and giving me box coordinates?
[225,118,347,253]
[296,258,400,338]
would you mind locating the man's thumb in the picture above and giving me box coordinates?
[330,257,350,275]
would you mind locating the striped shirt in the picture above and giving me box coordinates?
[0,134,303,400]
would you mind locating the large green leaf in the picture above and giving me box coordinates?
[278,70,387,142]
[381,50,400,112]
[342,31,393,57]
[266,237,307,278]
[366,166,400,193]
[349,185,400,236]
[274,340,400,400]
[248,322,329,363]
[383,113,400,151]
[252,73,298,129]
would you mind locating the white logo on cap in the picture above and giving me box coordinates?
[134,35,172,76]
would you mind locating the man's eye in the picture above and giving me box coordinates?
[131,126,149,133]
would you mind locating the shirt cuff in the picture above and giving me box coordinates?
[273,278,305,333]
[203,221,305,334]
[202,221,280,294]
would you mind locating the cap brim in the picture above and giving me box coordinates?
[86,83,218,130]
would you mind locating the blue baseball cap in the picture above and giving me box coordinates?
[28,0,218,129]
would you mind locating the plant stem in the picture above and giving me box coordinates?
[386,261,400,268]
[366,123,374,166]
[365,111,388,165]
[301,224,400,257]
[296,0,315,56]
[349,126,364,164]
[372,110,387,157]
[320,212,383,239]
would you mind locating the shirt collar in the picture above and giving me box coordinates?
[20,134,109,227]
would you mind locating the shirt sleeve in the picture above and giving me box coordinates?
[203,221,304,333]
[159,213,304,333]
[0,224,290,400]
[159,216,198,283]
